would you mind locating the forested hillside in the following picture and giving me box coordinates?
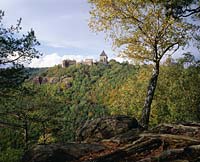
[1,57,200,162]
[1,0,200,161]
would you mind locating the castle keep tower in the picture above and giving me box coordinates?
[100,50,108,64]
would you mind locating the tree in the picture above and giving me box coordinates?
[88,0,198,129]
[0,10,40,92]
[0,10,40,156]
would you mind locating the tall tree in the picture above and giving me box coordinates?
[88,0,199,129]
[0,10,40,151]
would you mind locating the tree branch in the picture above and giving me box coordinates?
[162,42,179,56]
[177,6,200,18]
[0,120,24,129]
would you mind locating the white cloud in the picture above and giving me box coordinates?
[112,57,127,63]
[28,53,95,68]
[28,53,61,68]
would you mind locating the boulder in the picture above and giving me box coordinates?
[48,77,59,84]
[76,115,140,142]
[41,77,48,84]
[61,77,73,88]
[32,76,43,84]
[22,143,106,162]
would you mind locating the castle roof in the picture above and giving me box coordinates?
[100,50,107,57]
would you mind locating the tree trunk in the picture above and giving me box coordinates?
[24,120,29,150]
[140,63,159,129]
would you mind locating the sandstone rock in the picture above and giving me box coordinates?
[61,77,73,88]
[32,76,43,84]
[151,123,200,139]
[76,115,139,142]
[48,77,59,84]
[22,143,106,162]
[41,77,48,84]
[109,129,141,144]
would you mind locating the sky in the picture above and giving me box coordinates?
[0,0,199,67]
[0,0,122,67]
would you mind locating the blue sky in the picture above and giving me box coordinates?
[0,0,121,67]
[0,0,199,67]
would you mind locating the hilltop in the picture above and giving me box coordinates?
[29,58,200,125]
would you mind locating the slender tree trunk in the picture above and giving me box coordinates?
[140,63,159,129]
[24,120,29,150]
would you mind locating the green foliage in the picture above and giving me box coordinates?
[152,63,200,125]
[0,148,23,162]
[37,59,200,126]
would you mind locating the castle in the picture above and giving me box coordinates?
[62,50,108,68]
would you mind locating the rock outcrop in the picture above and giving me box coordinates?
[22,143,106,162]
[76,115,140,142]
[22,116,200,162]
[32,76,73,88]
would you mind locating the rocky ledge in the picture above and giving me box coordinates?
[22,115,200,162]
